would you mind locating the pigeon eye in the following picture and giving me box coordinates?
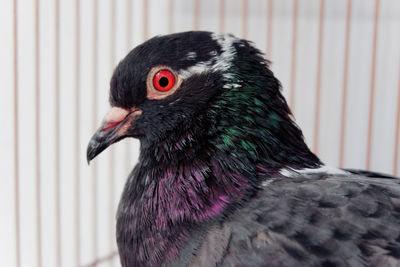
[153,70,176,92]
[146,66,182,100]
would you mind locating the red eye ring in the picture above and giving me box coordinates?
[153,70,176,92]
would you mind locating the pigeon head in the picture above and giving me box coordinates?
[87,31,320,171]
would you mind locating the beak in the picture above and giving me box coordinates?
[87,106,142,164]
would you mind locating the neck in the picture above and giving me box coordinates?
[117,129,258,266]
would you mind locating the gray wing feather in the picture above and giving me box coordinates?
[193,174,400,267]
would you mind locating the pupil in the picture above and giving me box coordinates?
[159,77,169,87]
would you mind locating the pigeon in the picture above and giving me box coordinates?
[87,31,400,267]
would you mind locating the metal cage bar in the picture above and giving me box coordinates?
[339,0,352,168]
[13,0,21,266]
[289,0,298,111]
[312,0,325,154]
[366,0,380,170]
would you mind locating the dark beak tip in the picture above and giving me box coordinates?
[86,148,93,165]
[86,136,109,165]
[86,139,99,165]
[86,156,91,165]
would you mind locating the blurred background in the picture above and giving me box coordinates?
[1,0,400,266]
